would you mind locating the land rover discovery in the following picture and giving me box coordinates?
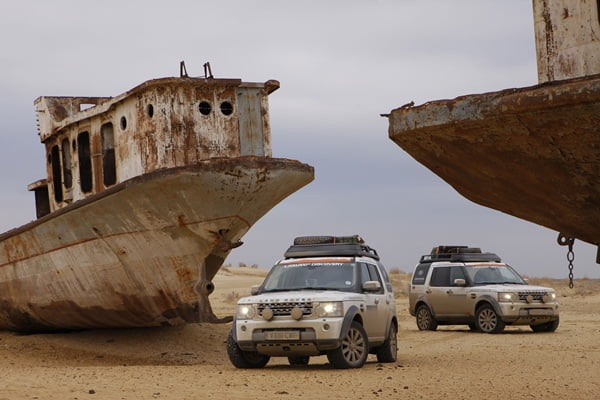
[227,235,398,369]
[409,246,559,333]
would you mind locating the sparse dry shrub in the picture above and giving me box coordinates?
[224,291,242,303]
[250,263,259,269]
[238,262,247,268]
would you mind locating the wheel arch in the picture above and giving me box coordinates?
[475,296,502,316]
[339,305,362,339]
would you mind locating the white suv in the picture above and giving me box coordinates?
[409,246,559,333]
[227,235,397,369]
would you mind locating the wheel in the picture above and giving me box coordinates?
[226,330,270,368]
[415,304,438,331]
[475,304,505,333]
[288,356,310,366]
[531,318,559,333]
[327,321,369,369]
[376,322,397,363]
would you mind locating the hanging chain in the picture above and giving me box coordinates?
[557,233,575,288]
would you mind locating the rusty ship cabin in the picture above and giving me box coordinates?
[29,74,280,219]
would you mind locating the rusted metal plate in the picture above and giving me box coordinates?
[388,74,600,248]
[0,158,313,331]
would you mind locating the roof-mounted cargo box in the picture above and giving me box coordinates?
[420,245,501,263]
[284,235,380,260]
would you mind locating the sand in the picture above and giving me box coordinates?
[1,267,599,400]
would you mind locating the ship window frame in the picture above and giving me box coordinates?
[61,138,72,189]
[77,131,93,193]
[220,101,234,116]
[199,101,212,115]
[101,122,117,187]
[50,144,63,203]
[120,116,127,130]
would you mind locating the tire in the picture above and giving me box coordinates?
[376,322,398,363]
[415,304,438,331]
[226,330,270,368]
[531,318,559,333]
[327,321,369,369]
[288,356,310,366]
[475,304,505,333]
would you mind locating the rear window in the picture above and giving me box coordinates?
[412,264,430,285]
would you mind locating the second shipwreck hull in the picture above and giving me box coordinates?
[388,74,600,250]
[0,70,314,331]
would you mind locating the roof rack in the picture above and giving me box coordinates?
[419,245,501,263]
[284,235,380,260]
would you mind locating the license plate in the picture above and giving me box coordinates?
[265,331,300,340]
[529,309,553,316]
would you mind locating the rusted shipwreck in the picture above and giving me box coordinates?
[387,0,600,262]
[0,65,314,331]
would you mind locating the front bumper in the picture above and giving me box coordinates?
[235,317,344,356]
[498,302,559,324]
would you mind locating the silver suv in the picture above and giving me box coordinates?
[409,246,559,333]
[227,235,397,369]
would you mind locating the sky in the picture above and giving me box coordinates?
[0,0,598,279]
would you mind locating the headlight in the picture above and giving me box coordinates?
[236,304,257,319]
[316,302,344,317]
[498,292,517,302]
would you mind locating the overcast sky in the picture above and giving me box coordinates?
[0,0,597,279]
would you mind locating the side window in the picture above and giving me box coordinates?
[366,263,384,294]
[450,266,466,286]
[377,263,393,292]
[412,264,431,285]
[359,263,370,285]
[101,123,116,187]
[430,267,451,287]
[77,131,93,193]
[50,145,63,202]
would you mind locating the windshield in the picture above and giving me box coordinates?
[261,261,359,292]
[466,265,526,285]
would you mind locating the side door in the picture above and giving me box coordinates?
[428,265,469,317]
[359,262,387,341]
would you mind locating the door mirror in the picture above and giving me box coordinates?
[453,278,466,287]
[250,285,261,295]
[362,280,382,292]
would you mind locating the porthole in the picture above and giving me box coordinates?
[120,116,127,130]
[147,104,154,118]
[198,101,212,115]
[220,101,233,116]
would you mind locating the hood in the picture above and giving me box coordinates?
[237,290,362,304]
[471,283,555,292]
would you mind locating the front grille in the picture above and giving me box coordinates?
[518,291,547,302]
[257,301,313,316]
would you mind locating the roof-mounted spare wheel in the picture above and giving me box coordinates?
[285,235,379,260]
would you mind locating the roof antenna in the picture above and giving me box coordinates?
[180,61,188,78]
[204,62,213,79]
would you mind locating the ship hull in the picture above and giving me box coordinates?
[388,74,600,249]
[0,157,313,331]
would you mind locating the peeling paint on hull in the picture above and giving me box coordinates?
[0,157,313,331]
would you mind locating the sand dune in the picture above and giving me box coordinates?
[1,268,599,399]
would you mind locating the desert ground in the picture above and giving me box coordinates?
[1,267,599,400]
